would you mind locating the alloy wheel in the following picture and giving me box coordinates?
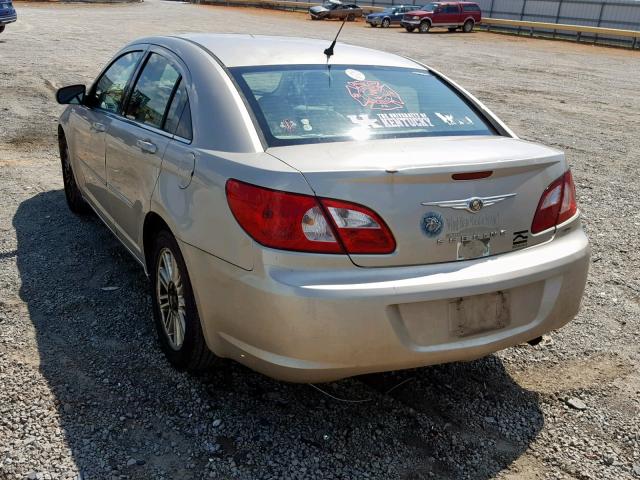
[156,247,187,350]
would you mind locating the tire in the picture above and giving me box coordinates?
[369,22,377,27]
[346,13,355,21]
[59,132,91,215]
[0,26,5,34]
[463,19,474,32]
[405,26,415,32]
[448,26,457,32]
[151,230,217,371]
[419,21,430,33]
[382,18,391,28]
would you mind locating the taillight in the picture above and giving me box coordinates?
[225,179,395,255]
[531,170,578,234]
[320,198,396,254]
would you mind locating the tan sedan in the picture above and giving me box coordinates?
[56,34,589,382]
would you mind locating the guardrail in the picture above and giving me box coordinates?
[196,0,640,48]
[481,17,639,48]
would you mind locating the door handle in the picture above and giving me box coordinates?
[136,139,157,154]
[91,122,106,133]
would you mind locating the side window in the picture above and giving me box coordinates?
[94,51,143,114]
[463,4,480,11]
[175,100,193,141]
[125,53,180,129]
[164,79,192,140]
[445,5,458,13]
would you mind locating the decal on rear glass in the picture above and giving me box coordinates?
[347,112,475,129]
[346,81,405,111]
[345,69,366,81]
[279,119,298,133]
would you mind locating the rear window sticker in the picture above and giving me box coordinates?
[345,69,366,81]
[279,119,298,133]
[347,114,382,129]
[435,112,475,126]
[347,113,434,129]
[300,118,313,131]
[378,113,434,128]
[346,81,405,111]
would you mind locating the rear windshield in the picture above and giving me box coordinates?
[231,65,495,147]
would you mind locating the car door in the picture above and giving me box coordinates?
[103,48,184,258]
[69,50,144,215]
[441,4,461,24]
[390,8,402,23]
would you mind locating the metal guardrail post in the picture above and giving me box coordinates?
[487,0,494,31]
[553,0,563,38]
[594,2,604,44]
[517,0,527,35]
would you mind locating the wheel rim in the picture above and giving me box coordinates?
[465,21,472,31]
[383,19,390,27]
[62,145,74,189]
[156,248,186,351]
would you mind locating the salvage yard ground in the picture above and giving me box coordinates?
[0,1,639,479]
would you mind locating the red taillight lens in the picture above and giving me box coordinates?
[225,180,396,255]
[531,170,578,234]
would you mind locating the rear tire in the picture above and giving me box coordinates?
[405,26,415,32]
[419,21,430,33]
[346,13,355,21]
[463,19,474,32]
[151,230,217,371]
[59,132,91,215]
[382,18,391,28]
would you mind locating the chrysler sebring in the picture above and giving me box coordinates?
[56,34,590,382]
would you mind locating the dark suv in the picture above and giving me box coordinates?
[0,0,16,34]
[401,2,481,33]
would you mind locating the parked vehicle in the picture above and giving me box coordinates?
[56,34,589,383]
[0,0,17,34]
[366,5,414,27]
[309,0,363,20]
[401,1,481,33]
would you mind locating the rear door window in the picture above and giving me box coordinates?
[125,53,180,129]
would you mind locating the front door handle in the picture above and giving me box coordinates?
[136,139,157,154]
[91,122,106,133]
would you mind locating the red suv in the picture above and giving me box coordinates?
[401,2,481,33]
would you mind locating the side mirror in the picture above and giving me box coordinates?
[56,84,86,105]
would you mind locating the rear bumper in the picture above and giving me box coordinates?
[181,227,590,383]
[0,12,16,25]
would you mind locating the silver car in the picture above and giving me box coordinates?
[56,34,590,382]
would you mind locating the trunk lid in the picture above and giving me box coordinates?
[268,136,565,267]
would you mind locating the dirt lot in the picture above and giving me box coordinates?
[0,1,639,479]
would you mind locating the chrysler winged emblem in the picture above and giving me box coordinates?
[421,193,516,213]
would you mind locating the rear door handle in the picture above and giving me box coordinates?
[91,122,106,133]
[136,139,157,154]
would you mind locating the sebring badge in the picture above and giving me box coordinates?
[421,193,517,214]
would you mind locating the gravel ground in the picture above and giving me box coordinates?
[0,2,639,479]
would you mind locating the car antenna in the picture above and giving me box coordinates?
[324,14,348,61]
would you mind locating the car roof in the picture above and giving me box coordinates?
[155,34,424,69]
